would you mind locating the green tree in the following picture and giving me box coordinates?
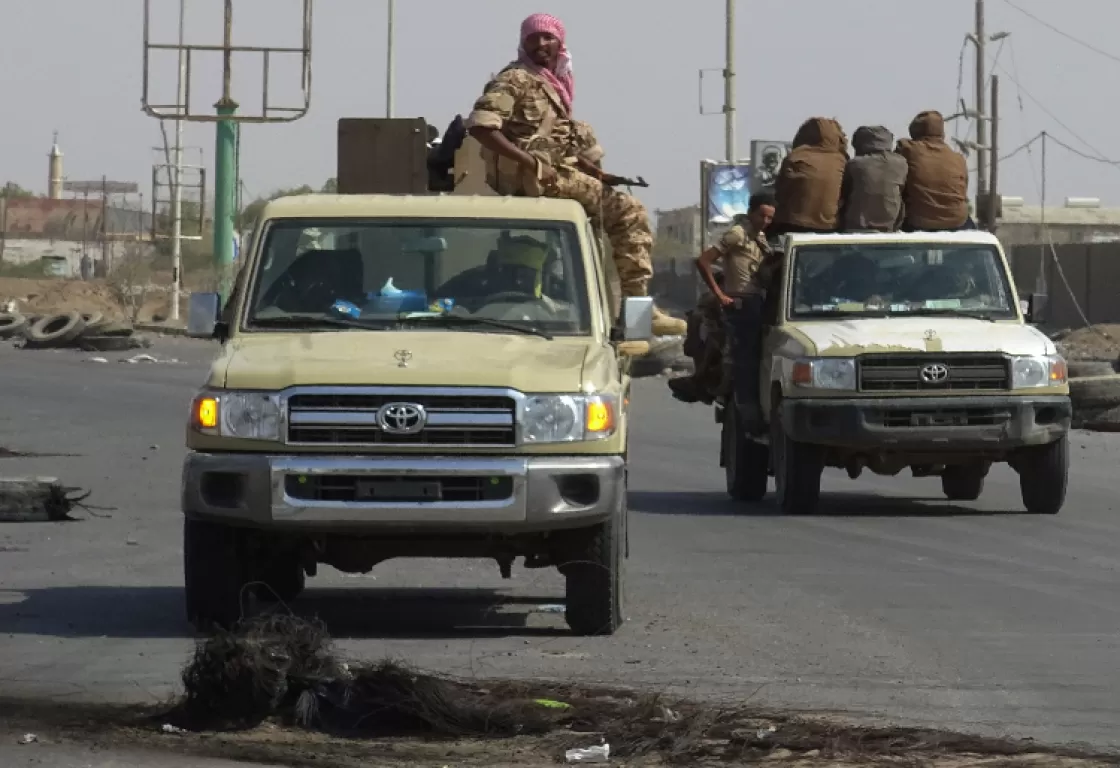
[0,183,34,199]
[321,177,338,193]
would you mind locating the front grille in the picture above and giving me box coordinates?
[286,390,517,447]
[285,474,515,503]
[858,354,1010,392]
[877,407,1012,429]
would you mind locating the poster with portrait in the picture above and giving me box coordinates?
[749,140,791,194]
[704,162,751,226]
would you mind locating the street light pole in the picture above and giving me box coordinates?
[724,0,736,162]
[170,0,186,321]
[386,0,396,117]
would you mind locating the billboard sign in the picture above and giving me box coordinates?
[749,140,791,194]
[703,161,751,226]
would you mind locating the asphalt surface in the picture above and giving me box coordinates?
[1,338,1119,755]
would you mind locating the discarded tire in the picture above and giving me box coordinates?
[95,321,135,337]
[78,335,138,352]
[1068,374,1120,410]
[1068,361,1116,378]
[24,312,87,348]
[79,312,107,335]
[0,313,28,340]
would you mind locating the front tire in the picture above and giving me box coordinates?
[563,488,625,637]
[1017,436,1069,515]
[183,518,249,631]
[724,400,769,502]
[941,465,986,501]
[771,399,824,515]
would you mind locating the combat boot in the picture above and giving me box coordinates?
[651,305,687,337]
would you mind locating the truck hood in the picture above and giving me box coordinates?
[215,331,592,391]
[794,317,1055,356]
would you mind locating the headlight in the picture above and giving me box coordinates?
[791,358,857,390]
[1011,354,1067,389]
[519,394,618,444]
[190,390,282,440]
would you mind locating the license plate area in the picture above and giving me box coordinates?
[355,479,443,502]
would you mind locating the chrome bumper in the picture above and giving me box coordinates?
[181,452,625,532]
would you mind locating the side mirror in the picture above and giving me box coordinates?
[1022,293,1048,324]
[620,296,654,341]
[187,292,221,339]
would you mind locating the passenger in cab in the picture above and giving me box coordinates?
[838,126,908,233]
[772,117,849,235]
[896,111,972,231]
[693,193,778,432]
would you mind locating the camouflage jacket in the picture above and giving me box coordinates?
[467,63,585,193]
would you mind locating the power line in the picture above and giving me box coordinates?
[1001,0,1120,65]
[987,55,1119,165]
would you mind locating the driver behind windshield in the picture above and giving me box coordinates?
[490,235,551,297]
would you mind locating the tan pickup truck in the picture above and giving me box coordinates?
[182,192,653,636]
[720,230,1071,516]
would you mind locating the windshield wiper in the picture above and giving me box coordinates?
[400,312,553,340]
[906,308,997,322]
[250,314,382,330]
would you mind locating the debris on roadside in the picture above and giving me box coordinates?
[161,614,1113,767]
[565,743,609,763]
[0,478,110,522]
[0,310,150,353]
[18,733,37,745]
[122,352,180,364]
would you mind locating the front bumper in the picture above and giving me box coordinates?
[781,395,1070,451]
[181,453,625,533]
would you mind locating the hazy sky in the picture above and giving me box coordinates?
[3,0,1119,215]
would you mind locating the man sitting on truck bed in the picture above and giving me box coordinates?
[694,193,778,432]
[771,117,849,236]
[465,12,686,337]
[838,125,908,233]
[896,110,972,231]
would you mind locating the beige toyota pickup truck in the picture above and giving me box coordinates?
[182,193,653,636]
[719,230,1071,516]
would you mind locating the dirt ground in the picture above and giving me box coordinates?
[0,277,174,324]
[1054,324,1120,362]
[2,701,1113,768]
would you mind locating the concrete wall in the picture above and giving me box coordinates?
[1006,242,1120,329]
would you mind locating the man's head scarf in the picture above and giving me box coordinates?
[518,13,574,114]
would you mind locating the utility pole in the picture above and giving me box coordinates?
[974,0,989,211]
[987,75,999,232]
[724,0,736,162]
[213,0,239,301]
[1037,130,1048,293]
[386,0,396,118]
[170,0,186,321]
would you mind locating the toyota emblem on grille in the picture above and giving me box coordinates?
[377,402,427,435]
[919,363,950,383]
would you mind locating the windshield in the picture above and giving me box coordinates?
[789,243,1017,320]
[243,218,592,336]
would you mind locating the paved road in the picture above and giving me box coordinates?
[1,339,1118,753]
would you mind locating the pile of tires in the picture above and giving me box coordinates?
[0,310,144,352]
[1068,360,1120,432]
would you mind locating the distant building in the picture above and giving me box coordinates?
[996,196,1120,246]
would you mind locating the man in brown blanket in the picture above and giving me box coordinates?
[896,110,971,231]
[772,117,849,235]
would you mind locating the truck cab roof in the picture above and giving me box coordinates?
[781,230,1002,247]
[260,193,591,223]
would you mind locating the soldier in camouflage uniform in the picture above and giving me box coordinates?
[465,13,685,337]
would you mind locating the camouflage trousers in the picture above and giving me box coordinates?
[544,167,654,297]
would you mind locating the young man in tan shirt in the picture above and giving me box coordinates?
[694,192,778,432]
